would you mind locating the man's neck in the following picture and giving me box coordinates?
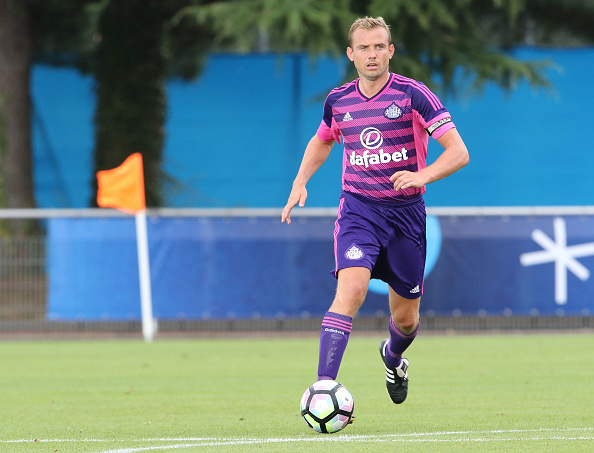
[358,72,391,98]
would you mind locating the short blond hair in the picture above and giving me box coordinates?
[348,17,391,47]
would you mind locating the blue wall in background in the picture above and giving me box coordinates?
[32,48,594,209]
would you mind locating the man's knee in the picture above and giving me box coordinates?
[340,277,368,300]
[390,292,421,334]
[392,310,419,333]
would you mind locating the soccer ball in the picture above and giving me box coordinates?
[300,380,354,434]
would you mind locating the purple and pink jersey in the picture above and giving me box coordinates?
[317,72,456,202]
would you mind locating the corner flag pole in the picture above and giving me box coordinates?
[97,153,155,342]
[135,210,155,342]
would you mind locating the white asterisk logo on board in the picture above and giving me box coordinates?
[519,217,594,305]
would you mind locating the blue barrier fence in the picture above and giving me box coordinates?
[46,208,594,321]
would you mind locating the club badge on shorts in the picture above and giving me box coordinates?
[345,244,364,260]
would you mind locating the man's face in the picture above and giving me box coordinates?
[347,27,394,82]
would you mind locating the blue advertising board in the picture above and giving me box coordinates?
[47,213,594,320]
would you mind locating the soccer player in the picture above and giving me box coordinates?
[281,17,469,404]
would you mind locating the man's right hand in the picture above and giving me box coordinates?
[281,186,308,224]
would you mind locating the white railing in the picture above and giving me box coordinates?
[2,205,594,220]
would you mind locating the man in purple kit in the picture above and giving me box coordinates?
[281,17,469,404]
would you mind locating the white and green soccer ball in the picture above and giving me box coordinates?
[300,380,354,434]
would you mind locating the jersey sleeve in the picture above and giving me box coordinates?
[316,95,342,144]
[411,83,456,139]
[316,118,341,144]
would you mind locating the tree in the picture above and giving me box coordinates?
[90,0,171,207]
[172,0,594,97]
[0,0,95,233]
[522,0,594,46]
[174,0,558,96]
[0,1,35,216]
[88,0,215,207]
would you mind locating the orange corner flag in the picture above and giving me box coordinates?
[97,153,146,213]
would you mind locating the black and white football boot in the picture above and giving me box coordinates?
[379,339,409,404]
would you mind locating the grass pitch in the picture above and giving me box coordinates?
[0,332,593,452]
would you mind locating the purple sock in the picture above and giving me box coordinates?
[317,312,353,381]
[385,316,420,368]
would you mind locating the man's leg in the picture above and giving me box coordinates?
[379,287,420,404]
[317,267,370,381]
[385,288,420,366]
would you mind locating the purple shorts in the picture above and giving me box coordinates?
[333,191,426,299]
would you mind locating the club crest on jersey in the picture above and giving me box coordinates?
[345,244,364,260]
[384,102,403,119]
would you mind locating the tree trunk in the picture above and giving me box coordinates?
[0,0,36,213]
[91,0,169,207]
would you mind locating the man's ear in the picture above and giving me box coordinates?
[346,47,354,62]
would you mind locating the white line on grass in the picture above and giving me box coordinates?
[95,436,594,453]
[2,427,592,452]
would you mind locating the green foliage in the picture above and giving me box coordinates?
[524,0,594,45]
[176,0,557,96]
[164,12,215,80]
[174,0,356,56]
[370,0,551,94]
[28,0,102,70]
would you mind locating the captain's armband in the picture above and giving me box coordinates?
[426,117,452,136]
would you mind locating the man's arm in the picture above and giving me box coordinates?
[390,128,469,191]
[281,135,334,224]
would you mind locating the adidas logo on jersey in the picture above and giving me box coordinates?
[410,285,420,294]
[343,112,353,121]
[384,102,403,119]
